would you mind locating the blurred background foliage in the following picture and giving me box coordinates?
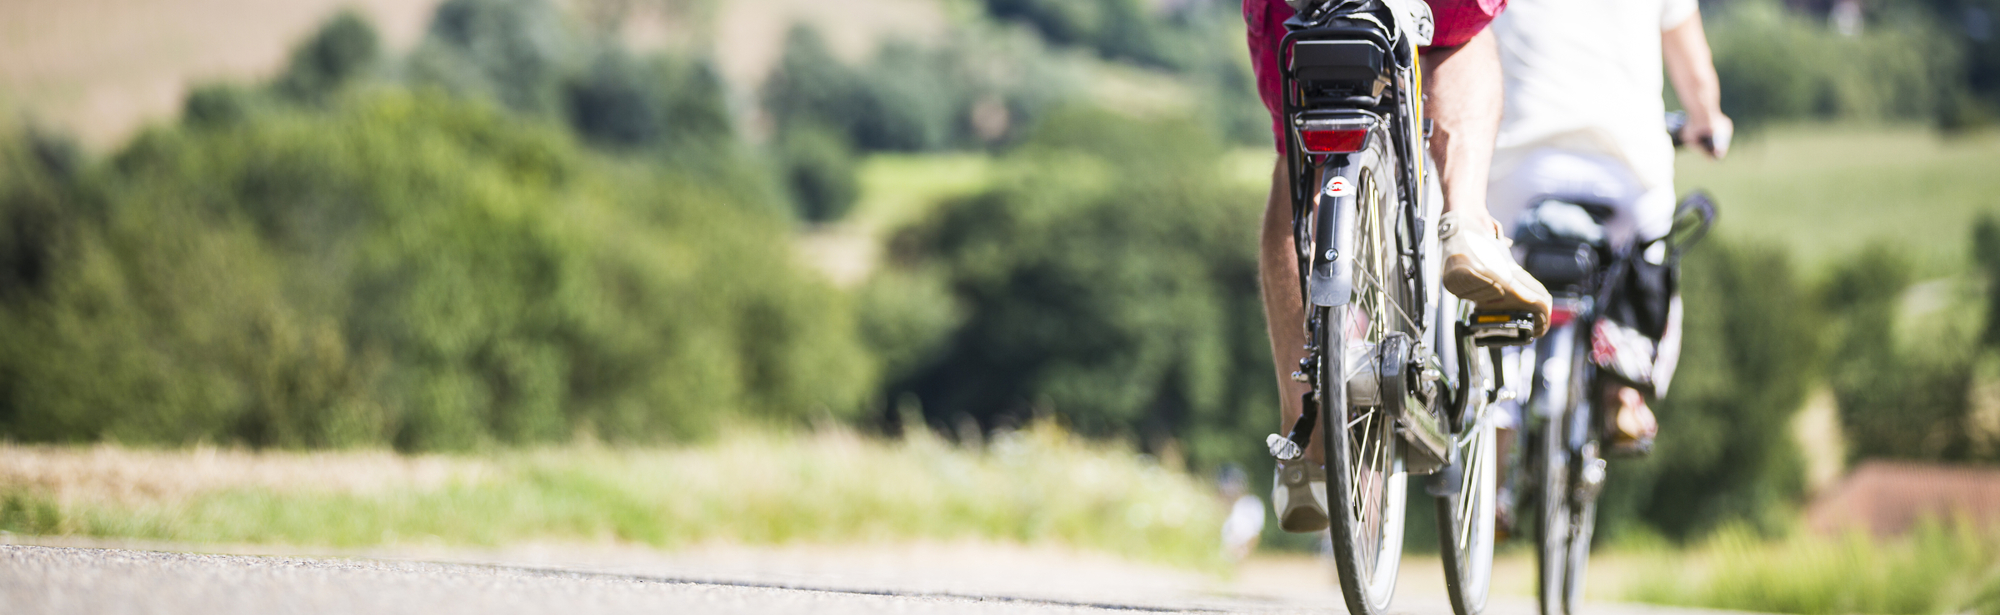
[1,0,1999,565]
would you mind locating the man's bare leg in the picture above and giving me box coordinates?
[1259,161,1316,463]
[1424,30,1553,333]
[1422,30,1501,222]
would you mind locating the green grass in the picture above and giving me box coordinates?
[1676,125,2000,274]
[1623,522,2000,615]
[852,153,995,232]
[0,425,1228,569]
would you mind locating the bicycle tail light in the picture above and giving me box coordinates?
[1296,116,1375,154]
[1549,304,1578,328]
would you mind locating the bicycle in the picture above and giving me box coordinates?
[1502,117,1717,615]
[1262,1,1514,613]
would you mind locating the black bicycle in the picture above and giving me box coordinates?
[1264,2,1511,614]
[1506,136,1716,615]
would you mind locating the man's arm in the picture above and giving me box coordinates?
[1663,11,1731,159]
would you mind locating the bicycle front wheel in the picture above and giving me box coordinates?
[1534,323,1597,615]
[1318,130,1411,615]
[1438,340,1497,615]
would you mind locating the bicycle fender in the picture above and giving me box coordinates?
[1309,163,1361,307]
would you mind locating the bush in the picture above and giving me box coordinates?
[565,50,662,148]
[274,10,381,103]
[1707,1,1965,129]
[407,0,574,115]
[0,89,874,449]
[1628,522,2000,615]
[1597,239,1820,539]
[761,24,1076,154]
[978,0,1190,69]
[882,107,1273,470]
[775,124,859,223]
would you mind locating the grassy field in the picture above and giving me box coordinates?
[0,424,1229,570]
[1623,522,2000,615]
[1676,125,2000,275]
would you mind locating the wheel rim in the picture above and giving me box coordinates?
[1539,439,1570,615]
[1338,161,1413,607]
[1444,344,1497,612]
[1564,442,1600,613]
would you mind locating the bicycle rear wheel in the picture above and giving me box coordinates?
[1318,129,1411,615]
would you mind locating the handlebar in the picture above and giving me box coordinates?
[1664,111,1729,157]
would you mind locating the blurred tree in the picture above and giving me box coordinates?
[978,0,1188,69]
[851,42,961,152]
[884,108,1273,470]
[0,90,874,449]
[1597,240,1819,539]
[567,50,663,148]
[1706,0,1966,129]
[1822,243,1978,463]
[762,26,863,140]
[410,0,574,115]
[183,84,261,128]
[1976,214,2000,346]
[760,24,1079,153]
[776,124,859,223]
[275,10,382,103]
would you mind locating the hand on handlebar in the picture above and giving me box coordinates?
[1677,110,1733,160]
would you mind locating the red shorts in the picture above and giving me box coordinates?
[1244,0,1505,151]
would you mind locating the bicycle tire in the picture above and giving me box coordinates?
[1318,126,1410,615]
[1437,336,1496,615]
[1534,323,1595,615]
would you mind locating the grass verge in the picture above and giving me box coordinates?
[1623,522,2000,614]
[1676,124,2000,275]
[0,424,1227,570]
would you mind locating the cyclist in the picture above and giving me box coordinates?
[1244,0,1554,532]
[1486,0,1731,455]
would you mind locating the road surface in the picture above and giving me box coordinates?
[0,541,1749,615]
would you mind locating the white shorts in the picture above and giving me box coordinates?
[1486,147,1675,248]
[1484,147,1686,416]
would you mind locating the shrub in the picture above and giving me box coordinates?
[274,10,382,103]
[761,24,1076,153]
[883,107,1273,470]
[565,50,662,148]
[1597,239,1820,539]
[775,124,859,223]
[407,0,574,115]
[0,90,874,449]
[1707,1,1965,129]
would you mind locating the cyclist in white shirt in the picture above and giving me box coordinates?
[1487,0,1731,451]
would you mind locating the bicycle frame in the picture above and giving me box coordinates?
[1277,3,1457,471]
[1271,4,1499,615]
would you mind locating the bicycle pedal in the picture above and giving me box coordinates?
[1468,311,1536,347]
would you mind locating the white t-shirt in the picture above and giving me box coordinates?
[1490,0,1699,191]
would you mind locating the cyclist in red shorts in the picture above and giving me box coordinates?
[1247,0,1553,533]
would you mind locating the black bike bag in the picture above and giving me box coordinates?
[1284,19,1394,106]
[1514,199,1612,293]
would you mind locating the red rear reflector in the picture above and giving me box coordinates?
[1300,128,1368,154]
[1549,306,1577,328]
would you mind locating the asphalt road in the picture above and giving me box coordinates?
[0,543,1750,615]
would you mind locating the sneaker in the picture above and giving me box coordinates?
[1439,211,1554,337]
[1273,459,1330,533]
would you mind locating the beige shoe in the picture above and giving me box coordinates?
[1272,459,1329,533]
[1439,211,1553,337]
